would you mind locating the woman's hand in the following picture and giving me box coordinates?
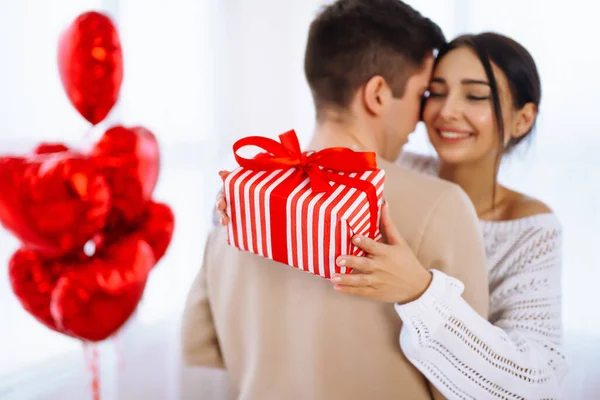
[332,201,433,304]
[215,170,230,226]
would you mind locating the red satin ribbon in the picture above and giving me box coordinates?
[233,130,380,238]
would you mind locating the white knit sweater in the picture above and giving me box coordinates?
[395,152,567,400]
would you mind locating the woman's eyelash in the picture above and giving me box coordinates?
[467,95,490,101]
[426,92,489,101]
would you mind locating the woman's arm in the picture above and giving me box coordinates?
[395,225,566,400]
[334,210,566,399]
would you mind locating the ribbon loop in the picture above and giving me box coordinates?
[233,130,377,181]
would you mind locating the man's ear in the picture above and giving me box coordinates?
[363,76,389,116]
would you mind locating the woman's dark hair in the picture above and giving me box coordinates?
[431,32,541,210]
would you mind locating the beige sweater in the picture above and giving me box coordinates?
[181,159,489,400]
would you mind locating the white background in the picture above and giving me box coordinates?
[0,0,598,398]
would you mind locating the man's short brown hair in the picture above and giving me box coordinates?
[304,0,445,112]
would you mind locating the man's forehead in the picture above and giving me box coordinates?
[422,53,435,73]
[411,59,434,87]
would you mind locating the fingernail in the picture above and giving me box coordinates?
[331,276,342,283]
[353,236,361,244]
[337,258,346,266]
[220,216,225,225]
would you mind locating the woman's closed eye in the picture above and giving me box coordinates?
[428,91,446,98]
[427,86,490,101]
[467,94,490,101]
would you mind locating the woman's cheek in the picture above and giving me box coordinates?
[468,109,498,147]
[422,101,439,126]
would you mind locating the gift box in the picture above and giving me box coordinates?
[223,130,385,279]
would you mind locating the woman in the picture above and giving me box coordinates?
[331,32,567,399]
[216,32,567,399]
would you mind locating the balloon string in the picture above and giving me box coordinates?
[83,343,101,400]
[114,333,125,372]
[85,124,95,141]
[81,124,98,151]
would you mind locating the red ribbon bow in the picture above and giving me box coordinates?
[233,130,380,238]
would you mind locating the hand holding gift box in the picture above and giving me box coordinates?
[223,130,385,279]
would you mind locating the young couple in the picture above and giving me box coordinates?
[183,0,566,398]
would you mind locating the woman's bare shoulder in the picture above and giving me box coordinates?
[506,192,553,219]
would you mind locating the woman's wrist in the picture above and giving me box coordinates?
[395,270,466,322]
[398,268,433,304]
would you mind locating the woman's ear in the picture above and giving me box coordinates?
[512,102,537,139]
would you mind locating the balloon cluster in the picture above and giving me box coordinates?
[0,12,174,342]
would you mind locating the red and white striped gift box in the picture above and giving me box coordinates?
[223,167,385,279]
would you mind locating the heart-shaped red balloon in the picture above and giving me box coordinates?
[0,153,111,257]
[8,249,68,334]
[9,235,155,342]
[58,11,123,125]
[34,143,71,155]
[135,202,174,263]
[91,125,159,227]
[99,201,174,264]
[52,236,154,341]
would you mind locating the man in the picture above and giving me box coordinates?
[182,0,489,399]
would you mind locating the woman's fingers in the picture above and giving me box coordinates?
[216,171,231,225]
[350,235,385,256]
[336,255,375,272]
[216,196,227,211]
[332,284,374,298]
[214,190,229,225]
[218,170,230,181]
[220,214,230,226]
[380,200,402,246]
[331,272,376,287]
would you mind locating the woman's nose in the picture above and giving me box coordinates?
[439,94,462,121]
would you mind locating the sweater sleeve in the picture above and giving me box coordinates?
[395,222,567,400]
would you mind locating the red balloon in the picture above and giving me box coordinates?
[101,201,174,263]
[8,249,66,334]
[0,153,111,257]
[135,202,174,263]
[58,11,123,125]
[9,235,155,342]
[34,143,71,155]
[91,125,160,227]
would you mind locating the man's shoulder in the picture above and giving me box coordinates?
[379,158,467,206]
[203,226,281,271]
[378,159,476,247]
[205,226,241,261]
